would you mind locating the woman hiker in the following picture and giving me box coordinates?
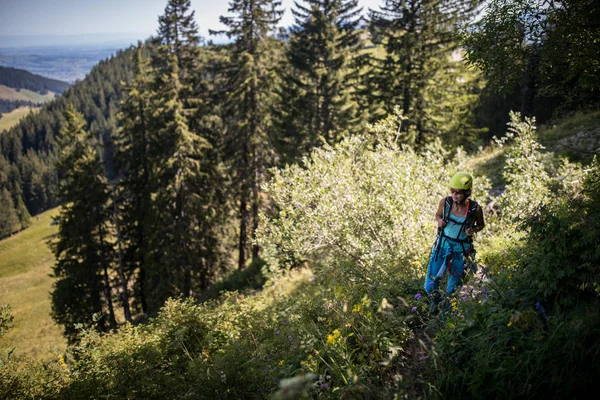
[424,172,485,311]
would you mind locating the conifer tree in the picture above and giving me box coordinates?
[0,188,19,237]
[276,0,366,163]
[51,105,116,343]
[155,0,202,103]
[212,0,284,269]
[113,43,153,317]
[368,0,479,145]
[135,0,225,313]
[0,155,30,238]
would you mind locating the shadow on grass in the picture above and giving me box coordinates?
[196,258,267,303]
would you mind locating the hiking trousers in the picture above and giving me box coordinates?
[424,238,472,296]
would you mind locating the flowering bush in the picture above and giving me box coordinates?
[258,120,489,286]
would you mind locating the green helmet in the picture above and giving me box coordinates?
[450,172,473,190]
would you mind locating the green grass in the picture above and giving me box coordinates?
[18,88,56,103]
[538,109,600,163]
[0,106,38,133]
[0,208,66,360]
[0,84,56,102]
[464,145,507,191]
[539,109,600,141]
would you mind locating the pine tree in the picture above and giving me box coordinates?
[0,154,30,237]
[154,0,202,106]
[0,188,19,237]
[51,105,116,343]
[212,0,284,269]
[113,43,153,317]
[368,0,479,145]
[423,50,487,149]
[133,0,226,313]
[276,0,365,163]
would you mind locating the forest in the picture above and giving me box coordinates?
[1,0,599,398]
[0,66,70,95]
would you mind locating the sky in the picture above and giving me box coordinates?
[0,0,384,46]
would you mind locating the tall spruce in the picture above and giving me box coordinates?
[133,0,225,313]
[0,154,30,238]
[212,0,283,269]
[368,0,479,145]
[51,105,116,343]
[0,188,19,237]
[113,43,153,317]
[275,0,366,163]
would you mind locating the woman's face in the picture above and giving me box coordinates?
[451,188,466,203]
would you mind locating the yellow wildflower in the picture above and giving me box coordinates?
[57,354,67,370]
[326,329,341,345]
[352,304,361,313]
[507,321,513,327]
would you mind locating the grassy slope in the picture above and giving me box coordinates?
[0,208,65,360]
[0,106,38,132]
[0,84,56,132]
[538,109,600,163]
[0,84,55,102]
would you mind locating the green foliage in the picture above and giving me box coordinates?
[258,116,489,285]
[197,258,267,302]
[0,355,67,400]
[0,188,20,237]
[51,105,116,342]
[212,0,284,269]
[367,0,481,145]
[0,45,134,227]
[431,115,599,399]
[39,268,426,399]
[0,66,70,94]
[0,304,13,339]
[274,0,366,163]
[461,0,600,114]
[495,111,551,219]
[0,304,66,400]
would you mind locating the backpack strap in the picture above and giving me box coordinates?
[465,199,479,227]
[443,196,453,224]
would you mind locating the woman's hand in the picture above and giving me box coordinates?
[437,219,446,228]
[465,227,474,236]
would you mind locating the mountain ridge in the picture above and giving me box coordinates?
[0,66,70,95]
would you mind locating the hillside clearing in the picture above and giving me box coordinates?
[0,84,56,102]
[0,208,66,360]
[0,106,39,132]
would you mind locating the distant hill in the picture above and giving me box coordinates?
[0,46,135,231]
[0,84,55,103]
[0,43,139,83]
[0,66,70,94]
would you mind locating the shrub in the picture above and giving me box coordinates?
[431,117,598,399]
[258,121,490,288]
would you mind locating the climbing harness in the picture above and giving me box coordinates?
[432,196,479,264]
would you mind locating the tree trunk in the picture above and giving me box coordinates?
[99,229,117,329]
[251,161,260,262]
[113,192,132,323]
[138,97,149,315]
[238,191,248,270]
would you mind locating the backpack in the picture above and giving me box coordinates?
[440,196,479,242]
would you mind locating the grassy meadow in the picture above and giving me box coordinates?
[0,106,39,132]
[0,83,57,132]
[0,208,65,360]
[0,84,56,102]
